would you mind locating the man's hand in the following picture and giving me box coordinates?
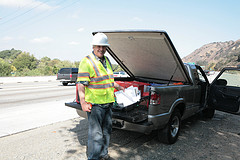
[114,82,125,91]
[81,102,92,112]
[118,85,125,91]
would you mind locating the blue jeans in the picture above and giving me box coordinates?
[87,104,113,160]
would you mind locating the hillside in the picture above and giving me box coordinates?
[182,39,240,70]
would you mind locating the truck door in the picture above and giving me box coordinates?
[208,67,240,115]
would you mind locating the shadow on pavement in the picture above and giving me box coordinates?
[66,111,240,160]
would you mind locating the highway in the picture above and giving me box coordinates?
[0,78,78,137]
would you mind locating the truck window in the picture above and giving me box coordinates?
[197,69,206,82]
[59,68,70,74]
[218,70,240,87]
[72,68,78,74]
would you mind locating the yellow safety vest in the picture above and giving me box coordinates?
[77,53,115,104]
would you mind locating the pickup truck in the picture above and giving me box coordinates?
[65,30,240,144]
[56,68,78,86]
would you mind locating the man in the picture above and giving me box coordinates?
[77,33,124,160]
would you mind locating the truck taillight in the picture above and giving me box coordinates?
[70,74,72,78]
[150,92,161,105]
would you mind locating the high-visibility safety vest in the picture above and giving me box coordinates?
[77,53,115,104]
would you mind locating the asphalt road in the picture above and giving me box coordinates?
[0,78,78,137]
[0,76,240,160]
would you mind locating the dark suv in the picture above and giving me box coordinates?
[56,68,78,86]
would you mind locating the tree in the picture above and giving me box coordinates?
[37,56,52,75]
[0,49,83,76]
[13,52,38,72]
[0,58,12,76]
[41,56,51,62]
[0,48,21,61]
[74,61,80,68]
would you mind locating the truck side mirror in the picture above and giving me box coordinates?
[216,79,227,86]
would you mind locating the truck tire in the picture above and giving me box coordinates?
[158,109,181,144]
[62,82,68,86]
[202,107,215,119]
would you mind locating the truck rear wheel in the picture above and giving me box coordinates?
[62,82,68,86]
[158,109,181,144]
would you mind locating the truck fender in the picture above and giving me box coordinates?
[148,98,185,118]
[169,98,185,116]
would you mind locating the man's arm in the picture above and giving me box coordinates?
[114,82,125,91]
[77,83,92,112]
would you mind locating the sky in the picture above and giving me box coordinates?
[0,0,240,63]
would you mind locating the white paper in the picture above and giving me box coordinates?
[115,86,141,107]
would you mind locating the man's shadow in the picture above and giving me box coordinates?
[69,118,88,146]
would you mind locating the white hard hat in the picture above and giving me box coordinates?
[91,33,110,46]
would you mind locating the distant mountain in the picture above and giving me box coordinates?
[182,39,240,70]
